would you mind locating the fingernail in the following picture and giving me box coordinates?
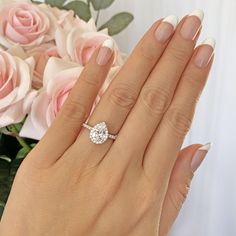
[180,9,204,40]
[191,143,212,172]
[194,38,216,68]
[155,15,178,43]
[96,39,114,66]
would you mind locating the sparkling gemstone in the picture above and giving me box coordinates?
[89,122,109,144]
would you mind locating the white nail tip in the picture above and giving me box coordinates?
[163,15,179,29]
[102,39,114,50]
[189,9,204,21]
[199,142,213,151]
[202,38,216,49]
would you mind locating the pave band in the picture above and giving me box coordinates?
[82,122,117,144]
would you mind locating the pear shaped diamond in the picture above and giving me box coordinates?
[89,122,109,144]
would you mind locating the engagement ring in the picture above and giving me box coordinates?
[82,122,117,144]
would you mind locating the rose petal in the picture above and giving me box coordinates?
[14,56,31,101]
[0,99,25,127]
[43,57,80,87]
[22,89,38,113]
[19,114,43,140]
[30,90,51,135]
[5,22,29,44]
[7,44,28,59]
[55,28,68,58]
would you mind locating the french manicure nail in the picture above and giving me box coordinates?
[155,15,178,43]
[194,38,216,68]
[180,9,204,40]
[191,143,212,172]
[96,39,114,66]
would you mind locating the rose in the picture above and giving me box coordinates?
[20,57,121,140]
[0,50,37,128]
[0,2,55,49]
[0,1,95,50]
[55,18,123,66]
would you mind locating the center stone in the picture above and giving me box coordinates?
[89,122,109,144]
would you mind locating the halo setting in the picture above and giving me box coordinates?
[82,122,117,145]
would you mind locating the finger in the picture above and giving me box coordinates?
[108,10,204,167]
[28,39,115,167]
[159,143,211,236]
[72,16,178,158]
[144,38,215,181]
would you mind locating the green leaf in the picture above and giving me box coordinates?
[0,178,11,203]
[30,143,37,148]
[64,1,91,22]
[0,157,11,180]
[45,0,66,8]
[0,156,11,162]
[12,122,24,133]
[31,0,42,4]
[0,201,5,220]
[0,127,9,135]
[9,158,23,179]
[16,147,30,159]
[91,0,114,10]
[99,12,134,36]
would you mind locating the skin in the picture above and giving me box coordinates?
[0,16,213,236]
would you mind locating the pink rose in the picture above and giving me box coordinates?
[20,57,121,140]
[0,2,53,49]
[0,50,37,128]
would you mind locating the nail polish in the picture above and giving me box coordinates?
[155,15,178,43]
[96,39,114,66]
[191,143,212,172]
[194,38,216,68]
[180,9,204,40]
[189,9,204,21]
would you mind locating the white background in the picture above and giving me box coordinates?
[99,0,236,235]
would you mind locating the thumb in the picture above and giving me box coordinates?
[159,143,212,236]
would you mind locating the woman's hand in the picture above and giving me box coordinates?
[0,10,214,236]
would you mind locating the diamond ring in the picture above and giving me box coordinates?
[82,122,117,144]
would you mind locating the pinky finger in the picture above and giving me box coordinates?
[159,143,212,236]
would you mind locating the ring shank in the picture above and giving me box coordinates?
[82,123,93,131]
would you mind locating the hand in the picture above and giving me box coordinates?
[0,10,214,236]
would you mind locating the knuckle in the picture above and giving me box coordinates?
[182,72,206,91]
[139,43,158,63]
[165,108,193,137]
[81,74,101,87]
[109,85,137,109]
[167,44,190,64]
[141,87,170,115]
[60,96,88,123]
